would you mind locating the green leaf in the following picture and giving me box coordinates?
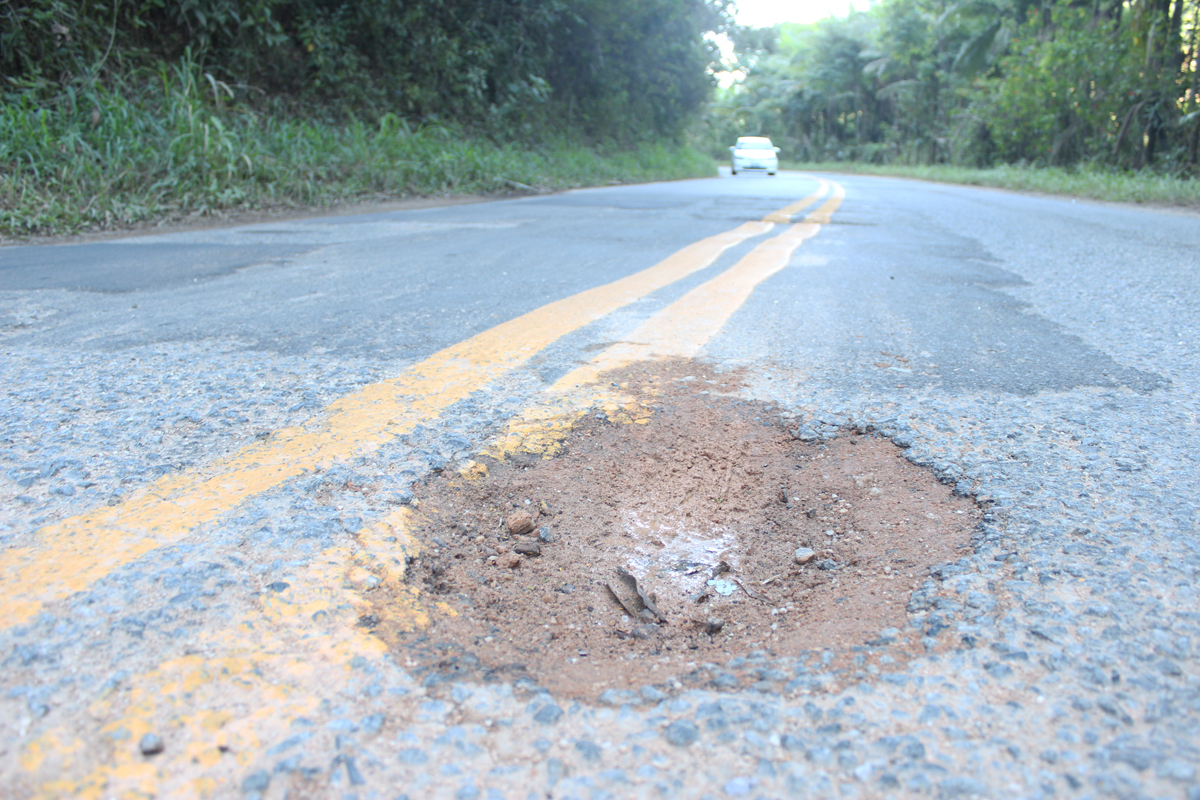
[953,19,1002,77]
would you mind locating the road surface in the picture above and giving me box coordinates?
[1,171,1198,799]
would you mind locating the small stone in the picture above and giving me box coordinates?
[713,672,740,689]
[241,770,270,793]
[704,617,726,635]
[724,776,753,795]
[538,526,554,543]
[599,688,639,706]
[496,553,521,569]
[794,427,820,443]
[533,704,563,725]
[397,748,429,765]
[641,685,667,702]
[663,719,699,747]
[793,547,816,565]
[513,541,541,557]
[266,581,290,592]
[816,559,838,570]
[139,733,164,756]
[506,511,535,536]
[632,623,660,639]
[574,740,602,761]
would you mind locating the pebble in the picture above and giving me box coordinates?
[533,704,563,725]
[574,740,601,761]
[663,719,699,747]
[138,733,164,756]
[505,511,534,536]
[792,547,815,565]
[240,770,270,793]
[512,541,541,557]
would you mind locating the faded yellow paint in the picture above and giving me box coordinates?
[190,776,217,797]
[351,506,421,587]
[458,459,489,480]
[0,214,795,629]
[763,178,830,223]
[23,539,390,799]
[14,182,842,797]
[491,182,846,459]
[198,710,232,733]
[19,733,79,773]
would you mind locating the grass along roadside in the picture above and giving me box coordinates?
[781,161,1200,210]
[0,63,716,240]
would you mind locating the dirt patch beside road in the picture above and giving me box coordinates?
[368,361,980,699]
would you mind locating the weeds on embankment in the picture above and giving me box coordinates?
[0,61,716,239]
[782,162,1200,210]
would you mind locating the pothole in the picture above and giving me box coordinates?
[367,361,981,700]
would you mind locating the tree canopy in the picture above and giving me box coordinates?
[1,0,732,141]
[701,0,1200,171]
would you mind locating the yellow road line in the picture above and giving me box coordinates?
[763,178,830,223]
[0,186,828,629]
[493,182,845,459]
[15,182,846,799]
[21,541,390,799]
[18,509,438,800]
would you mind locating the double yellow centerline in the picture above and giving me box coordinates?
[15,177,845,800]
[0,178,844,629]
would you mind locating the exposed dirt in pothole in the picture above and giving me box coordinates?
[368,361,980,700]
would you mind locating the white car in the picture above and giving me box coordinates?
[729,136,780,175]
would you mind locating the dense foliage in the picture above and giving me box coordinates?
[701,0,1200,172]
[1,0,729,140]
[0,0,728,236]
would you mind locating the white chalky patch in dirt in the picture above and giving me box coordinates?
[367,359,981,699]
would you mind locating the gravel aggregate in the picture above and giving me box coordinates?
[2,176,1198,798]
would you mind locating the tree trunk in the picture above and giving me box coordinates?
[1168,0,1186,71]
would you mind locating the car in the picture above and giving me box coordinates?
[729,136,780,175]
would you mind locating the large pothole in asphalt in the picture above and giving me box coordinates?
[368,361,980,700]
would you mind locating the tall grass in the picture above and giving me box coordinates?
[0,61,716,238]
[783,161,1200,210]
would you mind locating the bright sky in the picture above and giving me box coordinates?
[732,0,859,27]
[711,0,864,86]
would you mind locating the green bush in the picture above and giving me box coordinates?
[0,57,717,238]
[782,161,1200,208]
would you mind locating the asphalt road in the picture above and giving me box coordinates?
[1,171,1199,799]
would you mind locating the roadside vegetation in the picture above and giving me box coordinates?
[701,0,1200,206]
[0,0,728,238]
[0,62,716,237]
[781,162,1200,208]
[8,0,1198,238]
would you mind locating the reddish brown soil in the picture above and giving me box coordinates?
[368,361,979,699]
